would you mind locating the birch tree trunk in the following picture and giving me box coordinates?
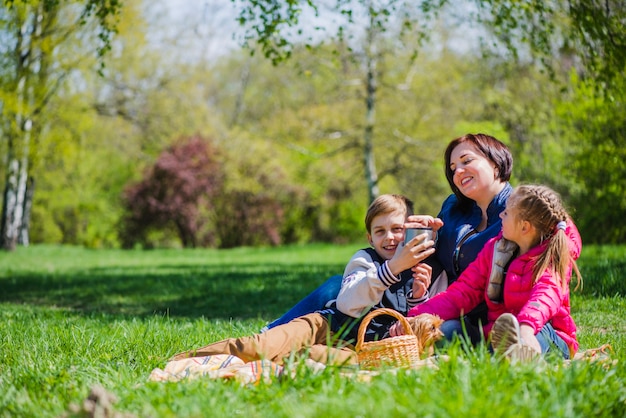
[0,3,40,251]
[0,1,119,250]
[18,177,35,246]
[363,5,380,204]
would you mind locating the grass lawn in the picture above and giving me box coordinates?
[0,244,625,417]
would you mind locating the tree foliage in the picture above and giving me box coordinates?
[0,0,122,250]
[3,0,625,248]
[559,75,626,243]
[234,0,625,87]
[121,136,224,248]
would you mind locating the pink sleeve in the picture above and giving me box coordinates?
[565,219,582,260]
[516,271,563,332]
[408,239,494,319]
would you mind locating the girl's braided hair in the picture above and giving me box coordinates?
[508,184,582,291]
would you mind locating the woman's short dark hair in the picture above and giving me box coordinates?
[444,133,513,210]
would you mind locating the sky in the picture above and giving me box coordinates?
[145,0,242,62]
[147,0,486,63]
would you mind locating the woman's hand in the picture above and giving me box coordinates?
[405,215,444,232]
[411,263,432,298]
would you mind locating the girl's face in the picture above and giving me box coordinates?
[367,210,406,260]
[500,201,523,243]
[449,142,502,204]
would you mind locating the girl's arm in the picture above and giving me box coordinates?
[516,271,563,334]
[408,241,493,319]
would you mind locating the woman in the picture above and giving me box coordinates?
[263,133,513,342]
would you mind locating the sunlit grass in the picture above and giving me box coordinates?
[0,244,624,417]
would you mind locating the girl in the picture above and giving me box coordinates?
[392,184,583,361]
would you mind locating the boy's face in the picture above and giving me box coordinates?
[367,210,406,260]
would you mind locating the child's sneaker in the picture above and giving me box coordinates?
[491,313,521,354]
[491,313,542,364]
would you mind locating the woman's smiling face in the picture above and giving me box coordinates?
[449,142,500,204]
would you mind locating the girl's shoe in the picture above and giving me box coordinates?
[491,313,541,364]
[491,313,521,353]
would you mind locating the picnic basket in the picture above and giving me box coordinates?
[355,308,420,369]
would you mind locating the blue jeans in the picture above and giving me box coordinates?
[263,275,343,331]
[535,322,570,359]
[441,317,571,359]
[439,317,485,347]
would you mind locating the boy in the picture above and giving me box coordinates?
[171,194,435,365]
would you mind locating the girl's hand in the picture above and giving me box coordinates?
[520,324,542,354]
[412,263,432,298]
[388,321,405,337]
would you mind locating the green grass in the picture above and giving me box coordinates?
[1,244,625,417]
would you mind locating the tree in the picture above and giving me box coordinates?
[233,0,625,203]
[0,0,121,250]
[234,1,444,203]
[558,75,626,243]
[121,136,224,248]
[235,1,625,87]
[474,0,625,88]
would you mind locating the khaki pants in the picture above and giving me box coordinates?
[170,313,358,366]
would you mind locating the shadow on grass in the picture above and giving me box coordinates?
[0,263,344,320]
[3,245,623,321]
[578,260,626,298]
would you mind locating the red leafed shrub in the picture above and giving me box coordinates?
[121,136,223,248]
[213,189,283,249]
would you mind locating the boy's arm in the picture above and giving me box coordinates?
[406,263,432,309]
[335,250,401,318]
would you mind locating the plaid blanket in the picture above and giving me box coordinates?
[148,344,616,384]
[148,354,284,385]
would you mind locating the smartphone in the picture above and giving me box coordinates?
[404,227,434,246]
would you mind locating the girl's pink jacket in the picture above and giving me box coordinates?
[408,221,582,355]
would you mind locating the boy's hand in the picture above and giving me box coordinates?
[388,234,435,275]
[412,263,432,298]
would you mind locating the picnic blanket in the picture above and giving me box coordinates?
[147,354,468,384]
[148,354,285,385]
[148,344,616,384]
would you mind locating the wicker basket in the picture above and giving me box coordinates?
[355,308,420,369]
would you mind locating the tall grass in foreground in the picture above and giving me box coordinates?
[0,244,625,417]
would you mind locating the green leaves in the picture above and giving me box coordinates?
[234,0,319,64]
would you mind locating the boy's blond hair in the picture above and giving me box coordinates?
[365,194,414,233]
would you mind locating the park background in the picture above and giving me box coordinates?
[1,0,625,251]
[1,1,625,417]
